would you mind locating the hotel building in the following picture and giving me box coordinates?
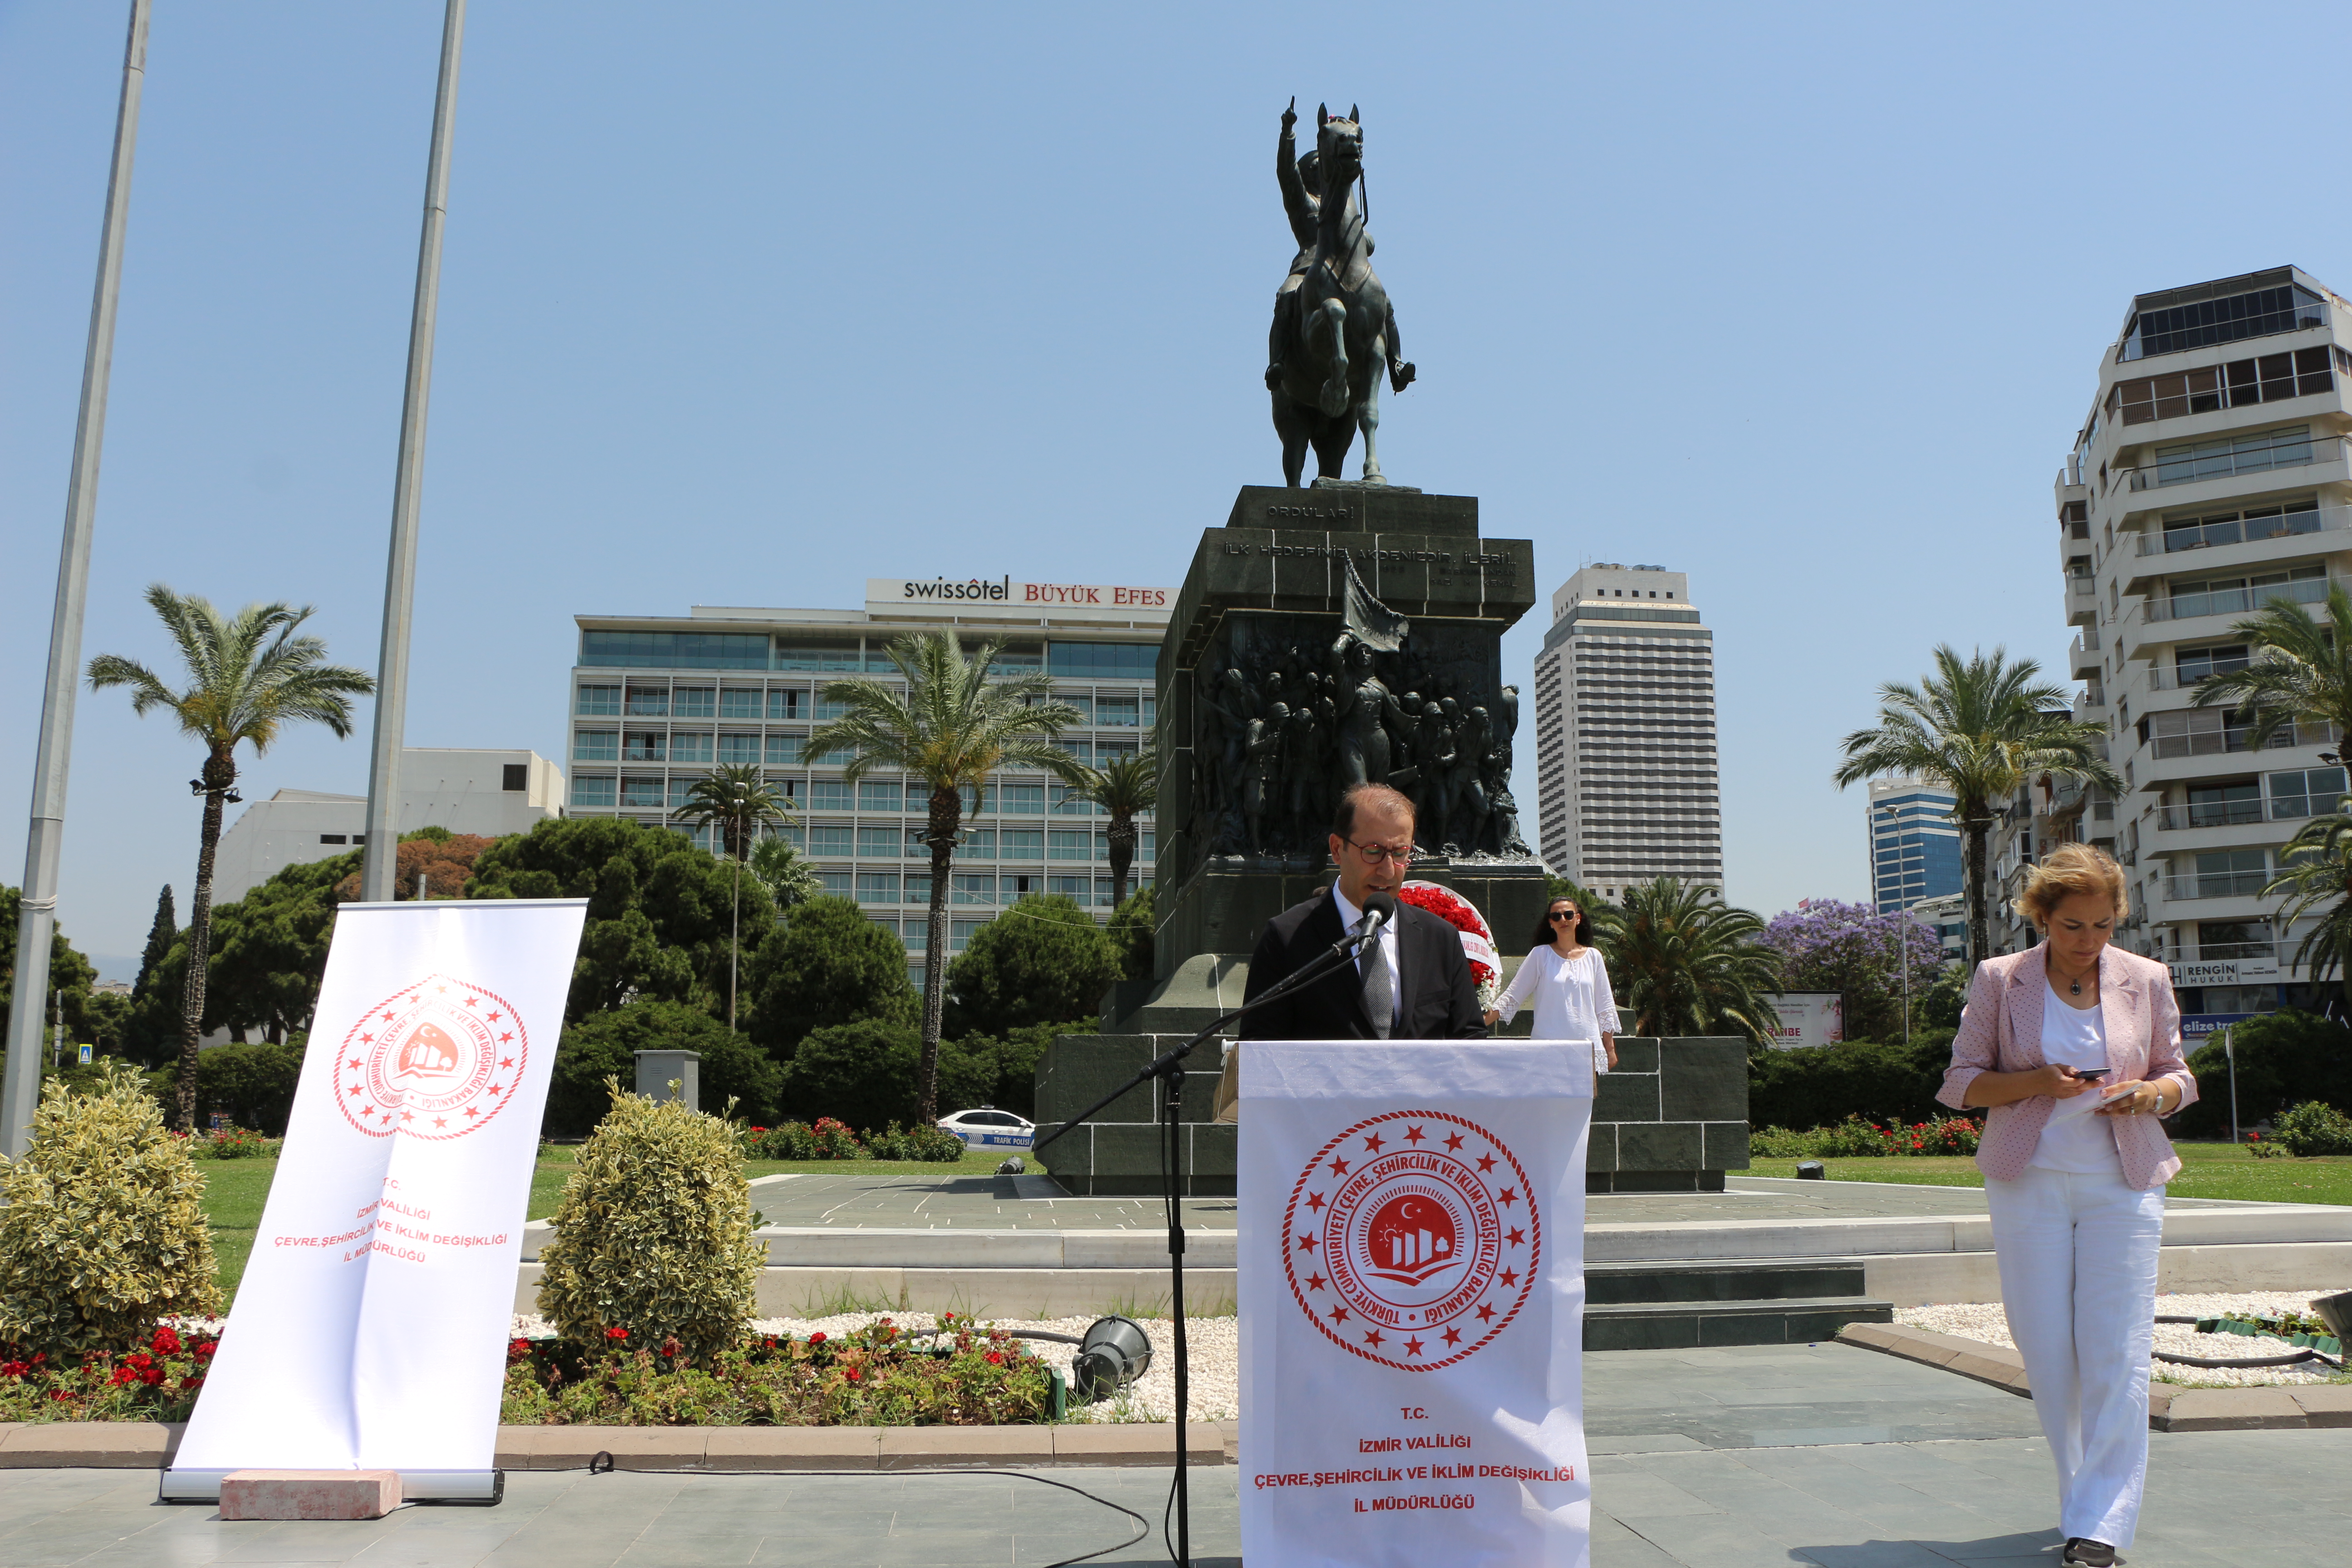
[2058,265,2352,1022]
[1532,564,1723,898]
[564,579,1171,986]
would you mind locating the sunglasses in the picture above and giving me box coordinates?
[1549,910,1579,921]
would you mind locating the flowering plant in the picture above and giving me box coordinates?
[1749,1113,1983,1158]
[0,1323,220,1423]
[1396,881,1500,1010]
[500,1314,1058,1426]
[741,1117,869,1161]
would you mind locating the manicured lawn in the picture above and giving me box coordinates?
[1744,1141,2352,1205]
[201,1144,1039,1301]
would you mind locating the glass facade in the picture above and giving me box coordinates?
[1869,786,1962,913]
[568,618,1160,975]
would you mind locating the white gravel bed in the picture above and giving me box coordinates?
[509,1310,1239,1424]
[1897,1291,2350,1387]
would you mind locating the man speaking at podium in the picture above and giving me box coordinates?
[1214,784,1484,1120]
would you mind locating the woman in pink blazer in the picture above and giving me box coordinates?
[1939,843,2197,1568]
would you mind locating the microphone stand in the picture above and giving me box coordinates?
[1032,911,1386,1567]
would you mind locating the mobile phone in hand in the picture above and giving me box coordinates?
[2069,1067,2110,1082]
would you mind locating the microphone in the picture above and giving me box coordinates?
[1355,891,1399,947]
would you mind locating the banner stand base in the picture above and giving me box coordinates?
[159,1468,503,1506]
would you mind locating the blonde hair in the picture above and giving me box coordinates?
[2014,841,2130,928]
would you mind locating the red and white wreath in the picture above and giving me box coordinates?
[1396,881,1502,1010]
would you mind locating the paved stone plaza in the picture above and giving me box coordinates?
[0,1343,2344,1564]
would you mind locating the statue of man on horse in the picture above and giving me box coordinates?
[1266,99,1416,488]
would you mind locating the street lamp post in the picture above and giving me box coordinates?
[1878,804,1913,1044]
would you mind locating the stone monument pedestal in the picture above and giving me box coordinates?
[1037,483,1552,1197]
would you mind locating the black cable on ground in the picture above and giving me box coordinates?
[579,1454,1148,1568]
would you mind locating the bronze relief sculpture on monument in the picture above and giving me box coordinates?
[1193,558,1529,868]
[1266,100,1415,488]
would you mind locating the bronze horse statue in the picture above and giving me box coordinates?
[1266,101,1415,487]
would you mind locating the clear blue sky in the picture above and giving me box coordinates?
[8,1,2348,976]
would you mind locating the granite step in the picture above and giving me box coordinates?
[1584,1294,1894,1351]
[1587,1259,1868,1305]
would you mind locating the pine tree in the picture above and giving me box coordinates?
[133,886,176,998]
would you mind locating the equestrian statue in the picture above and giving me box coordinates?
[1266,99,1416,487]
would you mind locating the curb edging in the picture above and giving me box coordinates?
[1833,1322,2352,1431]
[0,1421,1240,1472]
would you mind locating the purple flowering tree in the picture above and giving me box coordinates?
[1762,900,1950,1044]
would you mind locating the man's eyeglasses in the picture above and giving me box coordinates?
[1345,838,1414,867]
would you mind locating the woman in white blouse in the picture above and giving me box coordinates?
[1485,896,1618,1070]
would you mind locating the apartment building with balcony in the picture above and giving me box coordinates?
[566,578,1170,989]
[1533,564,1722,897]
[2057,265,2352,1026]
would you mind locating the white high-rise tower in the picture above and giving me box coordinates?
[1532,564,1722,898]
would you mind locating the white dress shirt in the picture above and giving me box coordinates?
[1330,883,1401,1029]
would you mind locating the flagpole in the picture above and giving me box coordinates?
[1,0,154,1159]
[359,0,466,902]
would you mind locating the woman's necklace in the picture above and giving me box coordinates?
[2055,957,2092,996]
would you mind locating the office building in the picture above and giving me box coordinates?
[2058,265,2352,1020]
[1532,564,1721,898]
[210,749,565,902]
[1867,776,1961,913]
[567,578,1171,985]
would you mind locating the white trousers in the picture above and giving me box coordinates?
[1985,1163,2164,1548]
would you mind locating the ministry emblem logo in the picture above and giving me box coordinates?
[1283,1110,1541,1371]
[335,974,526,1140]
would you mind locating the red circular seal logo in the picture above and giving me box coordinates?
[1284,1110,1540,1371]
[336,975,527,1140]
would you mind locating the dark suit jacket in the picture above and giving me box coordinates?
[1236,887,1488,1042]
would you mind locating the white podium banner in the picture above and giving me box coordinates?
[173,899,587,1475]
[1240,1041,1593,1568]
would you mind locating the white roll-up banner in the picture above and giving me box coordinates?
[170,899,588,1483]
[1240,1041,1593,1568]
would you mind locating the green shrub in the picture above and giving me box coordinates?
[534,1079,764,1360]
[741,1118,867,1160]
[2176,1010,2352,1139]
[1746,1033,1956,1131]
[781,1019,922,1127]
[2271,1100,2352,1156]
[546,1000,783,1137]
[500,1316,1058,1425]
[194,1041,304,1136]
[0,1067,223,1354]
[863,1122,965,1162]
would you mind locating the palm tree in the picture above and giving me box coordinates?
[1075,752,1158,905]
[1833,646,2120,969]
[1592,878,1782,1043]
[2189,584,2352,746]
[88,587,373,1131]
[806,632,1085,1122]
[749,833,820,914]
[671,762,795,1029]
[2263,808,2352,1012]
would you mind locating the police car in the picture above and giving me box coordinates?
[937,1107,1035,1151]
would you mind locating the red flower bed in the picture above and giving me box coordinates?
[0,1325,220,1422]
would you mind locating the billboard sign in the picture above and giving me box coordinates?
[2167,956,2279,989]
[1766,993,1843,1049]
